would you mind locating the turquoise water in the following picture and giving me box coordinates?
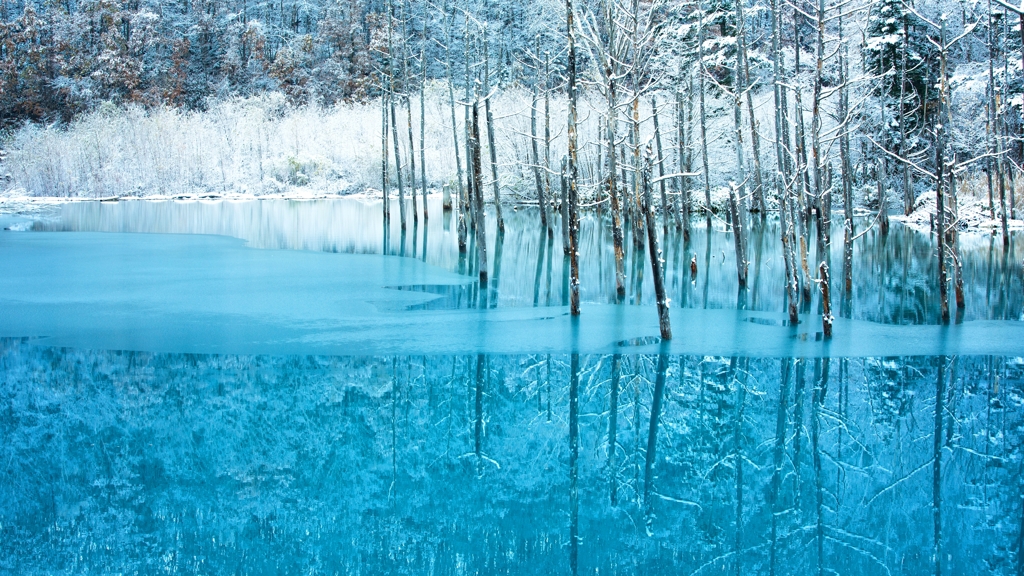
[1,198,1023,574]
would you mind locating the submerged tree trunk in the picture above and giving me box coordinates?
[780,179,800,324]
[567,0,581,316]
[728,184,748,288]
[643,148,672,339]
[820,262,832,338]
[471,97,488,285]
[561,157,570,255]
[382,88,391,222]
[391,93,407,230]
[609,76,626,300]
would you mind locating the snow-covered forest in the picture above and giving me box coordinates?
[2,0,1023,222]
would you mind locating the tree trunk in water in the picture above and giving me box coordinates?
[819,261,832,338]
[471,98,488,285]
[609,79,626,301]
[567,0,581,316]
[531,88,550,234]
[382,89,391,222]
[464,18,474,233]
[561,157,570,255]
[728,185,748,288]
[780,178,800,324]
[401,0,417,226]
[632,96,645,247]
[643,148,673,339]
[391,95,406,230]
[420,20,427,221]
[652,95,669,233]
[936,21,951,324]
[811,0,827,258]
[676,90,688,236]
[483,38,504,234]
[544,52,553,226]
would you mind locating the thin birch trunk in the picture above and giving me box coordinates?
[401,0,417,225]
[698,8,712,217]
[388,0,406,230]
[420,4,427,221]
[736,0,764,214]
[471,95,488,285]
[675,90,687,234]
[936,19,950,323]
[902,18,914,216]
[567,0,581,316]
[609,70,626,300]
[483,37,504,233]
[652,95,669,233]
[531,86,550,233]
[382,86,391,222]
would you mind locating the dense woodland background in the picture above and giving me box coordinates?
[2,0,1024,216]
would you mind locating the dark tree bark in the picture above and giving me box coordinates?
[471,96,488,285]
[567,0,581,316]
[819,261,832,338]
[643,147,672,339]
[531,86,550,234]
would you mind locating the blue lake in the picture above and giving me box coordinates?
[1,197,1022,574]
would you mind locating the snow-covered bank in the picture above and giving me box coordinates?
[0,88,756,203]
[893,189,1024,234]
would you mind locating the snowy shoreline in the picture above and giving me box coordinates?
[4,186,1023,236]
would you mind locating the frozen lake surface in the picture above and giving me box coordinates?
[1,197,1023,574]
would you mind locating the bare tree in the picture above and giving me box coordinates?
[567,0,581,316]
[643,147,672,339]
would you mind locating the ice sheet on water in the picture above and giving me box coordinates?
[1,230,1022,358]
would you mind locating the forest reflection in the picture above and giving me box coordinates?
[3,339,1021,575]
[45,197,1024,324]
